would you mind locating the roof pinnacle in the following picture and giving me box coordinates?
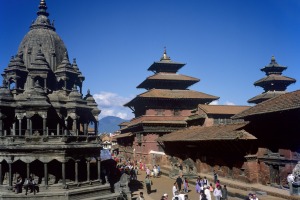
[160,47,171,61]
[271,55,276,64]
[37,0,49,17]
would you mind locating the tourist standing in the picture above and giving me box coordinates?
[157,165,161,176]
[195,176,201,193]
[213,170,218,183]
[183,177,189,193]
[204,185,212,200]
[287,173,295,195]
[172,182,178,197]
[221,185,228,200]
[213,185,222,200]
[145,175,152,194]
[176,175,183,192]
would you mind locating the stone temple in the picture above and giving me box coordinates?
[0,0,119,199]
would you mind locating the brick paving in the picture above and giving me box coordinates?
[129,166,300,200]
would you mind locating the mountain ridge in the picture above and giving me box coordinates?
[98,116,129,133]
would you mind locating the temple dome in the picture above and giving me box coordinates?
[17,0,67,72]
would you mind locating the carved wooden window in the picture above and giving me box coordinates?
[136,133,142,143]
[173,109,181,116]
[156,109,164,116]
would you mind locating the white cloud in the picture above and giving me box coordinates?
[93,91,134,120]
[224,101,235,105]
[209,100,235,105]
[209,100,219,105]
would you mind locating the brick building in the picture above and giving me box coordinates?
[118,49,219,163]
[160,90,300,187]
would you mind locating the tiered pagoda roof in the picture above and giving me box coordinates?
[234,90,300,119]
[125,49,219,117]
[158,122,256,142]
[248,56,296,104]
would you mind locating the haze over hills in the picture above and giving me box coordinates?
[98,116,128,134]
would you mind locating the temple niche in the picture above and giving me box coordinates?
[0,0,118,199]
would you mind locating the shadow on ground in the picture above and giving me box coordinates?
[129,179,144,193]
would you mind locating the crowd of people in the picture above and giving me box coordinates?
[116,158,259,200]
[12,174,39,195]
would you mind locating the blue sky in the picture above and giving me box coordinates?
[1,0,300,119]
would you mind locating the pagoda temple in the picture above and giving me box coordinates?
[119,49,219,163]
[0,1,119,199]
[248,56,296,104]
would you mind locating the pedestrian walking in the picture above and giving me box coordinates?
[145,175,152,194]
[213,185,222,200]
[221,185,228,200]
[176,175,183,192]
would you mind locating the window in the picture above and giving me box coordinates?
[173,109,181,116]
[156,109,164,116]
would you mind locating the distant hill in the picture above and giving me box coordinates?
[98,116,128,133]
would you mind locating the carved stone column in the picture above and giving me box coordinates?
[0,113,6,136]
[18,119,22,136]
[0,119,3,136]
[27,163,30,179]
[97,157,101,182]
[84,123,87,135]
[0,162,2,185]
[62,161,66,187]
[64,119,68,135]
[73,118,77,136]
[26,118,30,136]
[75,160,79,184]
[44,163,48,186]
[42,116,47,136]
[57,123,60,136]
[86,158,90,182]
[8,161,12,189]
[12,122,16,136]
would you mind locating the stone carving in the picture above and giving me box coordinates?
[182,158,197,174]
[292,161,300,182]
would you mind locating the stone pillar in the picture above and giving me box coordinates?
[62,161,66,187]
[43,117,47,136]
[73,119,77,136]
[27,163,30,179]
[86,159,90,182]
[97,157,101,182]
[44,163,48,186]
[84,123,87,135]
[8,161,12,188]
[64,120,68,135]
[0,119,3,136]
[30,118,32,135]
[44,79,47,93]
[12,122,16,136]
[18,118,22,136]
[57,123,60,135]
[0,162,2,185]
[75,160,79,184]
[26,118,30,135]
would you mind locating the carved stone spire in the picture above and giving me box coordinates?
[30,0,55,31]
[160,47,171,61]
[37,0,49,17]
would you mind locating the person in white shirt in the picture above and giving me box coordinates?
[287,173,295,195]
[172,182,178,197]
[252,193,259,200]
[172,191,183,200]
[204,185,212,200]
[213,185,222,200]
